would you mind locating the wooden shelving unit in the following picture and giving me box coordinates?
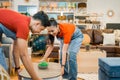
[39,0,87,24]
[45,11,74,14]
[0,0,12,8]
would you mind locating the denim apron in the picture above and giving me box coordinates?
[58,27,83,80]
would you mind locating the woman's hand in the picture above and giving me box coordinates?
[38,78,43,80]
[39,58,45,62]
[59,76,63,80]
[61,66,65,75]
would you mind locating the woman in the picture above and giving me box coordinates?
[41,18,83,80]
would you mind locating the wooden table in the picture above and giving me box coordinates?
[77,49,106,73]
[18,62,61,80]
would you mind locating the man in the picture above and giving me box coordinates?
[0,9,50,80]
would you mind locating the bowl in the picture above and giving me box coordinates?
[38,61,48,69]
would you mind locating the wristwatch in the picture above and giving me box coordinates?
[15,66,20,71]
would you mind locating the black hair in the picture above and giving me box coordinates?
[32,11,50,27]
[48,18,58,44]
[49,18,58,27]
[48,34,54,45]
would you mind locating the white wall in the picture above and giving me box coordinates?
[87,0,120,26]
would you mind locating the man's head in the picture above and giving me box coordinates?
[30,11,50,33]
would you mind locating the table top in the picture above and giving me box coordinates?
[19,62,61,79]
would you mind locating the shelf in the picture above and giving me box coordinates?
[74,14,89,17]
[74,13,103,17]
[0,0,9,1]
[0,1,12,8]
[75,23,100,25]
[75,23,92,26]
[45,11,74,14]
[39,0,87,2]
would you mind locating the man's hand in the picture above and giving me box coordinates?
[15,68,23,80]
[17,68,22,73]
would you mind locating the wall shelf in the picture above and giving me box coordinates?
[45,11,74,14]
[74,14,89,17]
[39,0,87,2]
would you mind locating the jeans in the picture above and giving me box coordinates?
[0,47,8,71]
[0,23,16,40]
[59,28,83,80]
[0,23,16,71]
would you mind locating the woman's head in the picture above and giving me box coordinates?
[30,11,50,33]
[47,18,59,36]
[46,18,59,44]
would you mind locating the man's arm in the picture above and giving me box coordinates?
[16,38,41,80]
[13,40,20,68]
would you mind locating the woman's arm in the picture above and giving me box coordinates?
[61,44,69,75]
[62,44,69,65]
[41,34,54,61]
[41,44,54,60]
